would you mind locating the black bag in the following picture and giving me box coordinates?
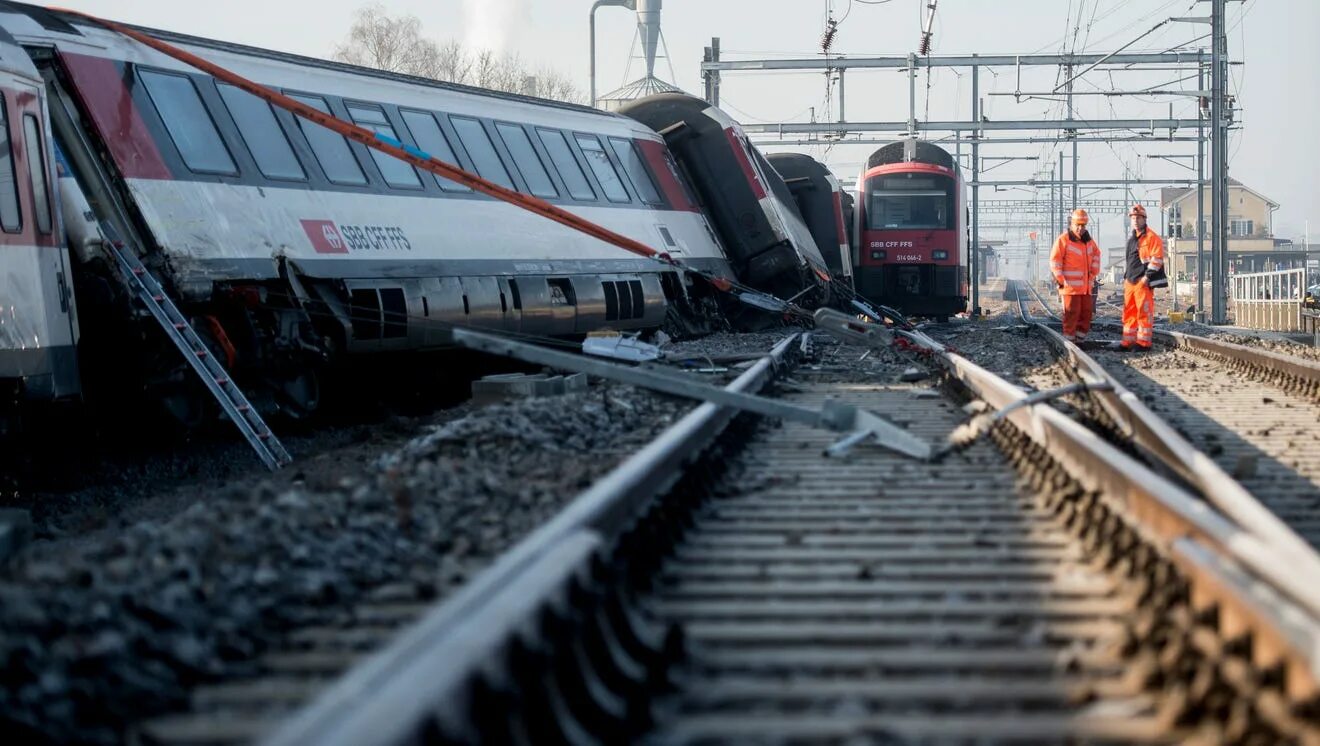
[1146,262,1168,289]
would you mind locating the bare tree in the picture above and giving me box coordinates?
[332,3,441,77]
[527,68,588,105]
[430,40,473,83]
[333,3,585,104]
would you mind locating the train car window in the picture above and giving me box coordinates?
[607,137,661,205]
[285,93,367,186]
[535,128,594,201]
[398,109,469,192]
[495,123,557,198]
[0,97,20,233]
[216,83,306,181]
[346,103,422,189]
[449,116,514,190]
[22,115,51,234]
[573,134,630,203]
[138,69,238,176]
[866,175,954,230]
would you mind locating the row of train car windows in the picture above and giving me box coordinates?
[0,95,53,235]
[136,67,664,207]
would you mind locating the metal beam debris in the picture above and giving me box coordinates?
[437,320,932,460]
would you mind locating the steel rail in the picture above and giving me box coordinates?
[267,308,1320,743]
[1160,329,1320,391]
[260,334,801,746]
[1009,280,1320,619]
[903,323,1320,709]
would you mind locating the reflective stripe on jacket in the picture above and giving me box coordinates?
[1050,231,1102,296]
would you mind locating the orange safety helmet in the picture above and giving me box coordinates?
[1069,208,1089,225]
[1129,204,1148,218]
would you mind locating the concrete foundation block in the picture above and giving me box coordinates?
[471,372,589,405]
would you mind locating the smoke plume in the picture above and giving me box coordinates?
[462,0,525,55]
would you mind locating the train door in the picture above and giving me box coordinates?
[0,71,80,401]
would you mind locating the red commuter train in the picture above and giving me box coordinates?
[852,138,968,321]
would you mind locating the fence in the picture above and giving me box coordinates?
[1229,268,1307,331]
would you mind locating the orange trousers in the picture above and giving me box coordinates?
[1060,293,1094,342]
[1123,280,1154,348]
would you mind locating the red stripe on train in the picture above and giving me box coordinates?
[57,52,171,180]
[831,190,848,249]
[862,161,953,182]
[723,127,766,200]
[636,138,698,212]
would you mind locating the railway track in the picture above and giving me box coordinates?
[1088,334,1320,552]
[220,318,1320,745]
[1011,279,1320,555]
[638,374,1168,743]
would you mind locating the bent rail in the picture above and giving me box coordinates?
[906,323,1320,721]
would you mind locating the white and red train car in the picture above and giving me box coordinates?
[0,3,740,425]
[0,20,79,414]
[853,138,969,321]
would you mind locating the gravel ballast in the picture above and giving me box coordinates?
[1,325,930,744]
[0,353,739,743]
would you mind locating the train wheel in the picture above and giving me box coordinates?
[156,376,213,432]
[269,367,321,422]
[153,319,229,433]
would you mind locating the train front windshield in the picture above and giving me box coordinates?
[867,174,955,231]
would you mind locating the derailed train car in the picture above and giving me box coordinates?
[765,152,853,288]
[0,21,80,417]
[616,93,835,304]
[0,3,743,426]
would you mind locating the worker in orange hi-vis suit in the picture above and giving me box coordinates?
[1121,204,1167,350]
[1050,209,1102,343]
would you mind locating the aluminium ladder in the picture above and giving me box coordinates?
[99,221,291,471]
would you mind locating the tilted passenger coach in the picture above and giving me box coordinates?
[0,2,738,425]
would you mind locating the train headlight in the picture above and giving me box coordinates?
[932,250,948,260]
[871,250,886,260]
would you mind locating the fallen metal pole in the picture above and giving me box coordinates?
[442,320,931,460]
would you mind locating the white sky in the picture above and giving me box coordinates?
[48,0,1320,248]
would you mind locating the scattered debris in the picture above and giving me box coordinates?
[900,367,930,383]
[582,332,662,362]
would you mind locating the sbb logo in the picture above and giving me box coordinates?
[322,224,344,252]
[301,219,349,254]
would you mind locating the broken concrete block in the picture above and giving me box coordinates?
[471,373,584,405]
[562,372,588,393]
